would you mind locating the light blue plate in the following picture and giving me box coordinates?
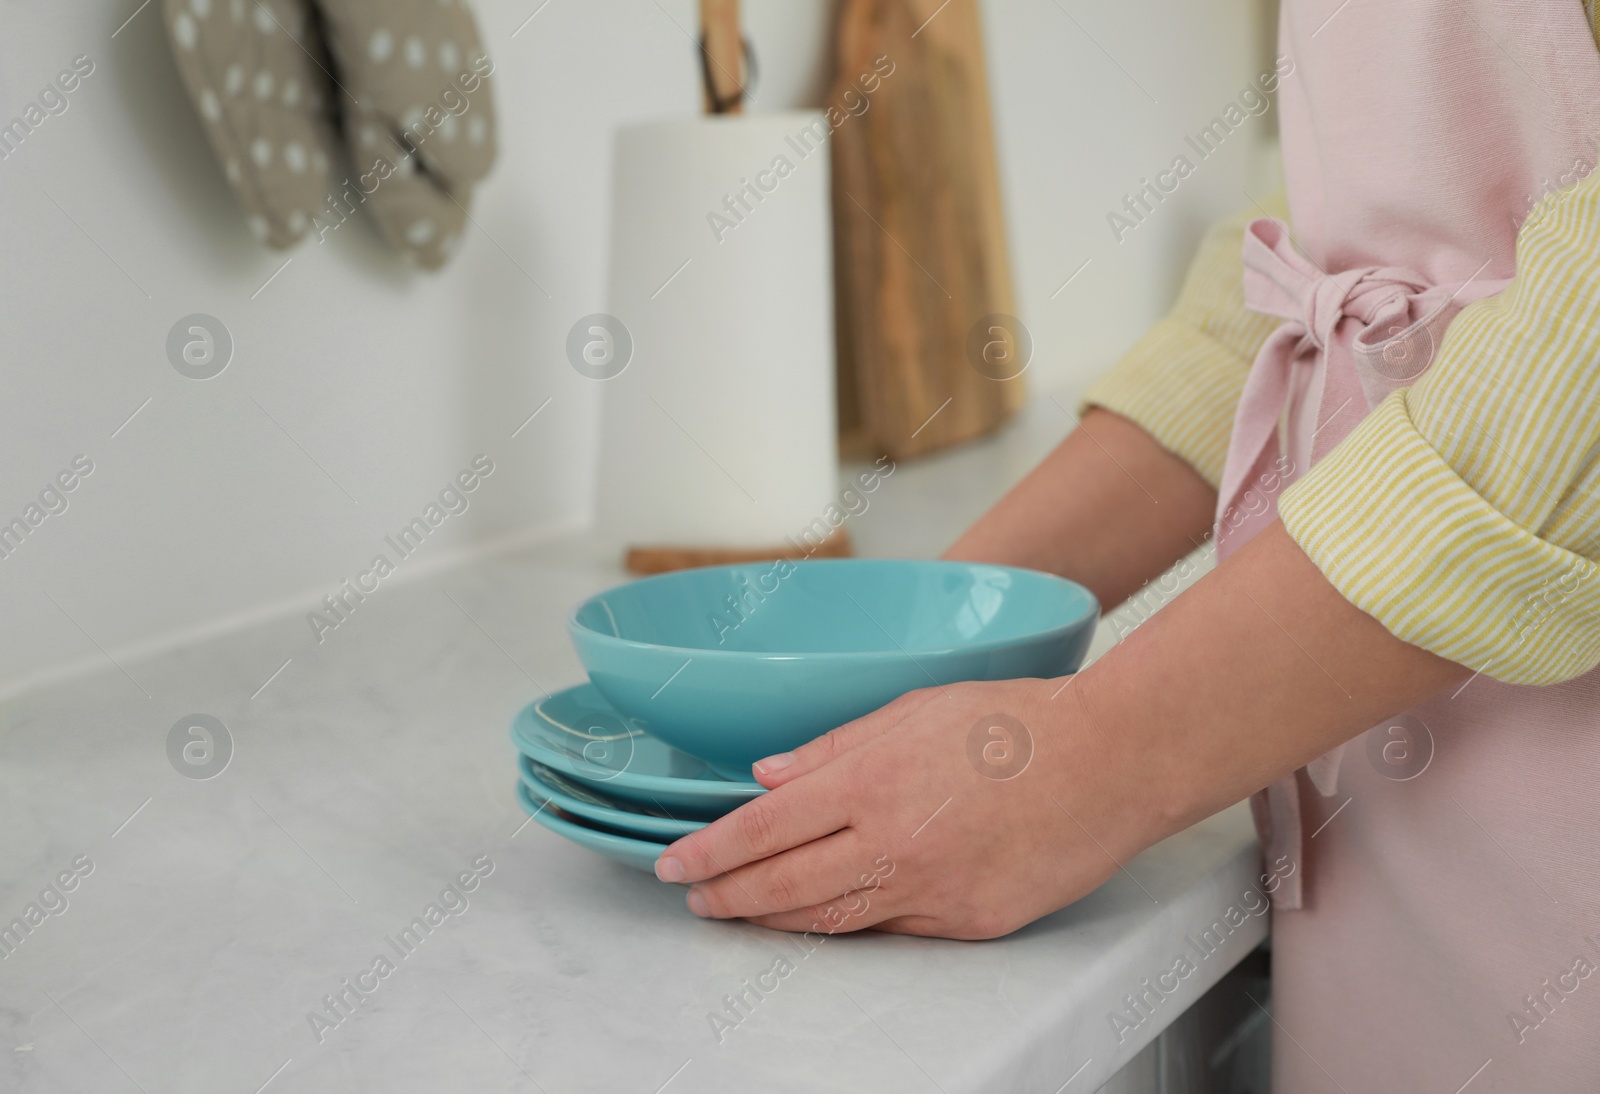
[508,683,764,820]
[518,753,708,839]
[515,779,673,873]
[569,559,1099,778]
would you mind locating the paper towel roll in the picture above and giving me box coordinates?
[596,113,838,546]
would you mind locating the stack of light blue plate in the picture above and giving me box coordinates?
[509,560,1100,873]
[509,683,764,872]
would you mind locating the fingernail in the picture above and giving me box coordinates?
[754,752,796,776]
[655,855,685,883]
[687,888,710,917]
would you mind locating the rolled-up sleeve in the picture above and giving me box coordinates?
[1080,190,1288,488]
[1279,165,1600,685]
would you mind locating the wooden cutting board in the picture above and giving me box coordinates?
[830,0,1025,460]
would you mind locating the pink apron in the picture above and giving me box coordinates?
[1214,1,1600,1088]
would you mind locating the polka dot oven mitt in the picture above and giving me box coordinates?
[164,0,340,249]
[315,0,497,267]
[164,0,498,269]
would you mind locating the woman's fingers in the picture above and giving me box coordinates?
[656,773,850,884]
[685,830,879,920]
[750,687,944,787]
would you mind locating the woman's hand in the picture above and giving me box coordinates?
[652,674,1167,939]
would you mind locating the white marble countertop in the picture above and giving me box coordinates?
[0,395,1261,1094]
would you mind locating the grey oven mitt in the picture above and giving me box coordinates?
[162,0,498,269]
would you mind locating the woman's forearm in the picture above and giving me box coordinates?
[1077,520,1471,848]
[940,406,1470,848]
[942,408,1218,609]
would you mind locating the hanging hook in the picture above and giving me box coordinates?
[699,34,758,114]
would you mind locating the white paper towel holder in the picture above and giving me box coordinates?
[609,0,851,575]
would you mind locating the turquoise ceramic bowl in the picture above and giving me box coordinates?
[568,559,1098,778]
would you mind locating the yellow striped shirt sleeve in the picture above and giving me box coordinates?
[1279,161,1600,685]
[1079,191,1289,488]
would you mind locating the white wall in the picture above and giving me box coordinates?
[0,0,688,696]
[0,0,1272,697]
[987,0,1279,389]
